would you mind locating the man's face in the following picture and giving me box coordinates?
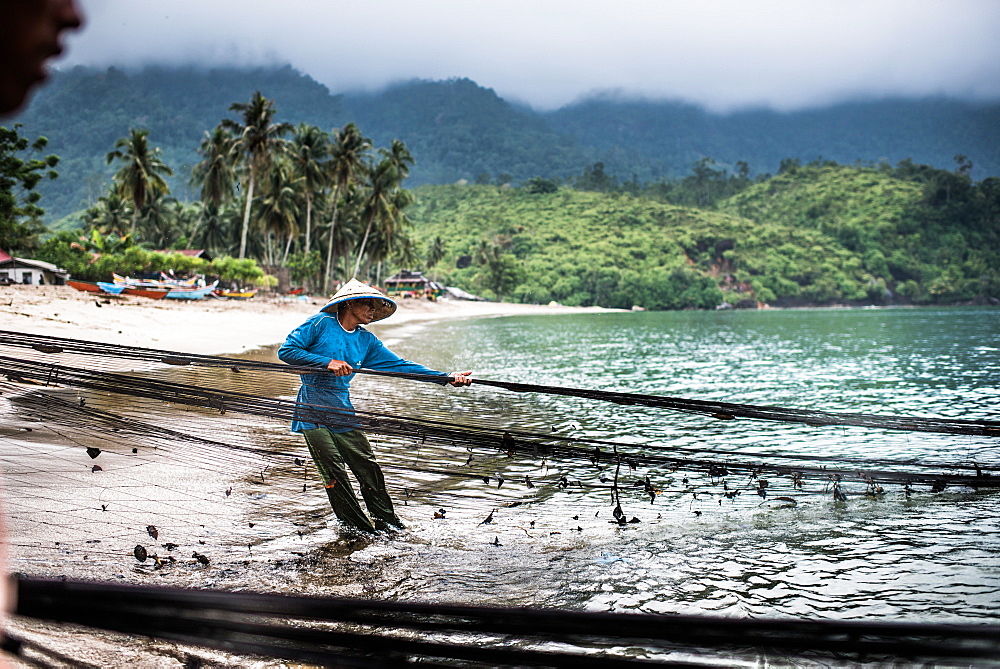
[0,0,83,115]
[347,299,378,325]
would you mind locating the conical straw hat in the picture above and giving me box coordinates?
[320,279,397,321]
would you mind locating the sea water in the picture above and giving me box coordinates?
[353,306,1000,622]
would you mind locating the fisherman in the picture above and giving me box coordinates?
[278,279,472,533]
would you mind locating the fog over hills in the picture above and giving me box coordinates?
[12,65,1000,220]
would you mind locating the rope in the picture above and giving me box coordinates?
[2,329,996,437]
[3,354,998,489]
[13,577,1000,666]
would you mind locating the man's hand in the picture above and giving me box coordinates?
[326,359,353,376]
[448,371,473,387]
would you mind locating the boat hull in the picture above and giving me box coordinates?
[67,279,101,293]
[163,281,219,300]
[96,282,125,295]
[217,290,257,300]
[123,287,169,300]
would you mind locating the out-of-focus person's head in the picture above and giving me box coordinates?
[0,0,83,116]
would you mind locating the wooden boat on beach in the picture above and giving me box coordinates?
[113,273,198,288]
[122,286,169,300]
[111,273,217,300]
[67,279,102,293]
[216,289,257,300]
[163,281,219,300]
[96,281,125,295]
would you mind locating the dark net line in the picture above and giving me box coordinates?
[1,329,997,437]
[2,339,998,582]
[3,334,998,665]
[2,353,998,491]
[13,577,1000,666]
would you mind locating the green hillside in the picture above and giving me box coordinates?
[4,62,995,310]
[341,78,583,185]
[544,97,1000,185]
[16,66,344,216]
[718,163,1000,304]
[409,164,999,308]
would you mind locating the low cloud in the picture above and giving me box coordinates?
[61,0,1000,112]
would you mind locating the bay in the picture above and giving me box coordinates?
[365,306,1000,621]
[5,305,999,663]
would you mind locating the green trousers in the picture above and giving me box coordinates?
[302,427,404,533]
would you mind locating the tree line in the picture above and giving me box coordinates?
[2,88,996,308]
[4,90,421,291]
[408,157,999,308]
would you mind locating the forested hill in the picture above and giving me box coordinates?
[410,164,999,308]
[15,65,345,216]
[11,64,1000,219]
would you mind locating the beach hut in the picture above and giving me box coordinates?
[384,269,444,299]
[0,249,69,285]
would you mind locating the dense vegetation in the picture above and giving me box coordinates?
[545,97,1000,187]
[718,159,1000,304]
[409,160,999,308]
[3,89,421,292]
[35,232,269,286]
[19,66,343,216]
[12,66,1000,220]
[0,124,59,254]
[2,69,996,309]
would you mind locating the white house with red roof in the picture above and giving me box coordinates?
[0,248,69,285]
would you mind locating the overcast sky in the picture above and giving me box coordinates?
[60,0,1000,112]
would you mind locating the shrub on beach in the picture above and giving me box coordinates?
[35,231,270,286]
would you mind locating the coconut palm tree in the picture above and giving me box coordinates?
[351,139,414,277]
[105,128,173,234]
[353,157,413,279]
[191,126,237,209]
[221,91,292,259]
[84,189,133,238]
[258,159,301,266]
[387,231,418,272]
[325,123,371,290]
[383,138,414,181]
[425,235,446,273]
[190,202,232,257]
[138,194,182,250]
[288,123,330,253]
[317,185,361,286]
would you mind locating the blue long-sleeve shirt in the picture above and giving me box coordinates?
[277,312,449,433]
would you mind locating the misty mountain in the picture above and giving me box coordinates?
[544,96,1000,184]
[11,65,1000,220]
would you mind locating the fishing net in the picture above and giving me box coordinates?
[10,576,1000,667]
[1,328,998,664]
[2,327,997,559]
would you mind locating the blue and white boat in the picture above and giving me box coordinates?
[163,281,219,300]
[96,281,125,295]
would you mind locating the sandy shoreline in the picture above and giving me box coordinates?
[0,284,616,355]
[0,284,618,666]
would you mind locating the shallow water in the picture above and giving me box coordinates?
[348,307,1000,621]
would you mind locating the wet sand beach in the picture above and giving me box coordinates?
[0,284,614,666]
